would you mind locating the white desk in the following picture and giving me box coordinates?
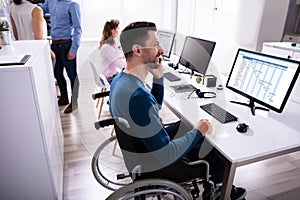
[154,63,300,199]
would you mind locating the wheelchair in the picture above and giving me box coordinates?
[92,117,220,200]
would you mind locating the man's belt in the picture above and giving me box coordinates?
[52,38,72,44]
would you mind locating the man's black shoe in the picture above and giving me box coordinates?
[230,185,247,200]
[214,185,246,200]
[64,102,78,113]
[58,98,69,106]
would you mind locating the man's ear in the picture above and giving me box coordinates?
[132,44,141,55]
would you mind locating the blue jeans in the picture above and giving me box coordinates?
[134,121,225,183]
[51,41,79,103]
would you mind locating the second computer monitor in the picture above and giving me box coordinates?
[157,30,175,59]
[178,36,216,75]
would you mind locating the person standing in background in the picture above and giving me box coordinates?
[99,19,125,84]
[10,0,55,58]
[39,0,82,113]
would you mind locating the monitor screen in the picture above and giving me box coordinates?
[226,48,300,114]
[157,30,175,59]
[178,36,216,75]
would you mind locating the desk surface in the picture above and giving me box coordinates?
[155,62,300,165]
[263,42,300,53]
[0,40,49,68]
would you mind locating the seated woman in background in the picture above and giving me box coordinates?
[99,19,125,84]
[10,0,55,58]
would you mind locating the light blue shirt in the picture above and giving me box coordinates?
[39,0,82,54]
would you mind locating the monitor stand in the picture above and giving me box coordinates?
[230,99,269,116]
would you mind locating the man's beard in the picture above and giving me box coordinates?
[146,62,160,69]
[143,55,161,69]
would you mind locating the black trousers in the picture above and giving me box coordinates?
[137,121,225,184]
[51,41,79,103]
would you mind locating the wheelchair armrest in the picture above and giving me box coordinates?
[94,118,115,130]
[182,159,209,166]
[92,91,110,100]
[181,159,210,181]
[94,117,131,130]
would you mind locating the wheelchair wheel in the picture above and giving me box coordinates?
[92,135,133,191]
[106,178,193,200]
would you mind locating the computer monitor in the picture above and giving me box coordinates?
[157,30,175,59]
[178,36,216,76]
[226,48,300,115]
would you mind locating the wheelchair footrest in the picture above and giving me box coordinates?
[202,180,217,200]
[191,179,200,198]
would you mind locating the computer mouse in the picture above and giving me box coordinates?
[236,123,249,133]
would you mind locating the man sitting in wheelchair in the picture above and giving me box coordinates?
[108,21,247,200]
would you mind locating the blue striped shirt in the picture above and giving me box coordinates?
[39,0,82,54]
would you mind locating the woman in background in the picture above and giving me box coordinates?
[99,19,125,84]
[10,0,55,58]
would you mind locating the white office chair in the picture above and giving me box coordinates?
[87,46,110,119]
[88,46,118,154]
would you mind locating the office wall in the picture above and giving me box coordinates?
[255,0,289,51]
[77,0,175,38]
[283,0,300,36]
[176,0,289,75]
[176,0,262,75]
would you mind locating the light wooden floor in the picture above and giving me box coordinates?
[61,78,300,200]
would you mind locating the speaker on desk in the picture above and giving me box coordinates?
[204,75,217,87]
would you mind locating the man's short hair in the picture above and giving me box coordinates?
[120,21,157,59]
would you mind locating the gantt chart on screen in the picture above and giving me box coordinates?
[228,51,299,109]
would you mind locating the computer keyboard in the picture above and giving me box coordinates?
[163,72,181,82]
[200,103,238,124]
